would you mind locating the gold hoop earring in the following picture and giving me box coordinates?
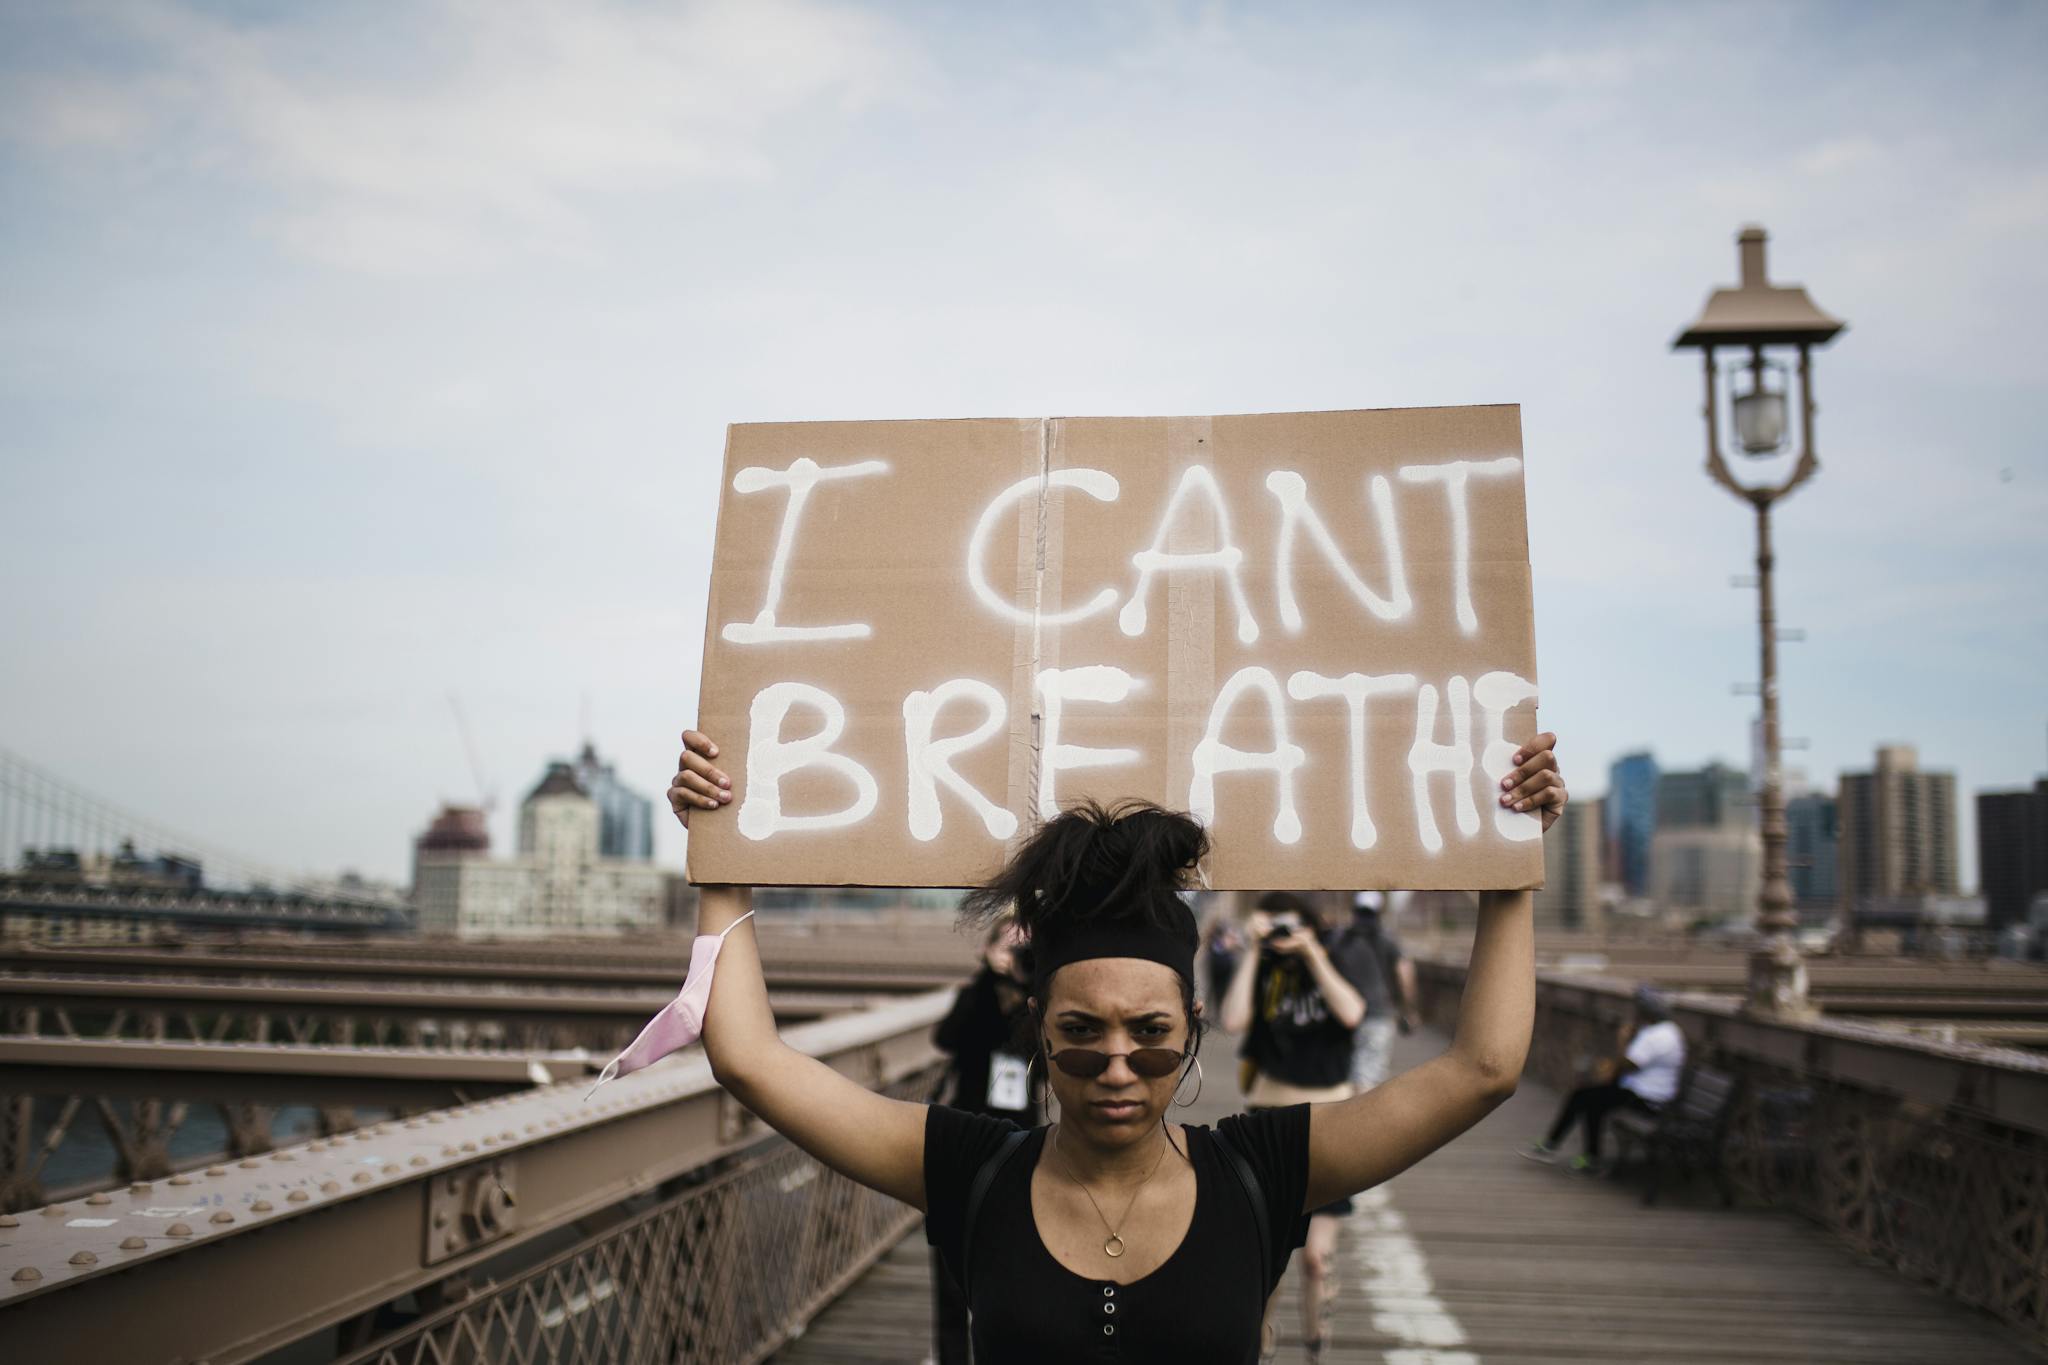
[1029,1050,1057,1123]
[1173,1057,1204,1109]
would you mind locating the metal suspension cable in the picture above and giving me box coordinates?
[0,747,397,907]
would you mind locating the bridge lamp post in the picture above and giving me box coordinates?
[1672,225,1847,1019]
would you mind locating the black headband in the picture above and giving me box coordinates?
[1031,895,1199,987]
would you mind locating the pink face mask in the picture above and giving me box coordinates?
[586,909,754,1099]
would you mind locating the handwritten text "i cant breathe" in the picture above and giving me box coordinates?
[711,446,1539,860]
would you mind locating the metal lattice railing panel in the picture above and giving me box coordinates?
[1417,961,2048,1347]
[340,1066,941,1365]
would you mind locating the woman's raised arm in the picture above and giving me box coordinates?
[672,732,929,1210]
[1299,734,1562,1210]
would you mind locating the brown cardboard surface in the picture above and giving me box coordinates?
[690,406,1542,891]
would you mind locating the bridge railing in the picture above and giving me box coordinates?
[0,988,950,1365]
[1414,956,2048,1347]
[337,1080,930,1365]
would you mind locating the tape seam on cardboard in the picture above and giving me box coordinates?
[1163,417,1216,817]
[1019,418,1051,826]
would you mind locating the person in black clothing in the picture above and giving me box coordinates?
[1225,893,1375,1098]
[1220,891,1376,1360]
[667,725,1567,1365]
[928,911,1037,1363]
[1342,891,1420,1092]
[934,912,1038,1125]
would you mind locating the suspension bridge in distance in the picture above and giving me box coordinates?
[0,748,411,938]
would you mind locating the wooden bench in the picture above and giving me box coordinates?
[1611,1063,1739,1207]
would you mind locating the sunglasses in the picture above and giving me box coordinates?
[1046,1045,1187,1080]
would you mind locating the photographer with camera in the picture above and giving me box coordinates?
[1221,892,1378,1362]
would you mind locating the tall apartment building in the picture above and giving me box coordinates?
[413,756,665,938]
[1533,795,1602,931]
[1978,778,2048,931]
[1656,762,1750,830]
[1838,745,1959,910]
[1604,753,1658,897]
[572,742,655,861]
[1652,826,1761,920]
[1650,761,1757,920]
[1786,792,1839,911]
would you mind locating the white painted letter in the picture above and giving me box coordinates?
[903,679,1018,842]
[722,457,890,644]
[1287,671,1419,850]
[736,683,879,839]
[1395,458,1521,635]
[1190,667,1307,843]
[1407,676,1478,853]
[1473,671,1542,842]
[1265,471,1412,632]
[967,469,1121,624]
[1035,666,1141,819]
[1118,466,1260,644]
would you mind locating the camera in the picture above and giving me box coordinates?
[1263,911,1304,942]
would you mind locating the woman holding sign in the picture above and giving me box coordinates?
[669,726,1564,1364]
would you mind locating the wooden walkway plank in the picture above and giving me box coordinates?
[778,1029,2042,1363]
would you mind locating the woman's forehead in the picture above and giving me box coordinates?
[1047,957,1183,1014]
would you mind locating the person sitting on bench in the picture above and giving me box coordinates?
[1521,986,1685,1174]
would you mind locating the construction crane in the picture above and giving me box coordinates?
[447,695,499,816]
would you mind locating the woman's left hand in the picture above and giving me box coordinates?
[1498,731,1567,832]
[668,729,732,829]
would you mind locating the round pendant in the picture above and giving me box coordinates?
[1103,1235,1126,1259]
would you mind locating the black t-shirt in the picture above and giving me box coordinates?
[924,1105,1312,1364]
[1240,933,1379,1088]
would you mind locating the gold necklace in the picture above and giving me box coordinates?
[1052,1122,1171,1259]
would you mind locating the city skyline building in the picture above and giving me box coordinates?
[1534,794,1603,932]
[413,759,665,938]
[1605,752,1658,897]
[1978,778,2048,932]
[572,742,655,861]
[1643,759,1758,921]
[1839,745,1960,923]
[1786,791,1840,912]
[416,805,490,856]
[1657,761,1752,831]
[1651,824,1762,923]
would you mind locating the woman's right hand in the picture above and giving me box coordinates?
[667,729,732,828]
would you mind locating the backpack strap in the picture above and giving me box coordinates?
[959,1126,1032,1293]
[1207,1124,1273,1291]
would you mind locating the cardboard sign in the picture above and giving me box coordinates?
[690,407,1541,891]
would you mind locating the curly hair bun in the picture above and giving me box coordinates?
[960,799,1206,939]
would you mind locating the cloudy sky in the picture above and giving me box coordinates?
[2,0,2043,887]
